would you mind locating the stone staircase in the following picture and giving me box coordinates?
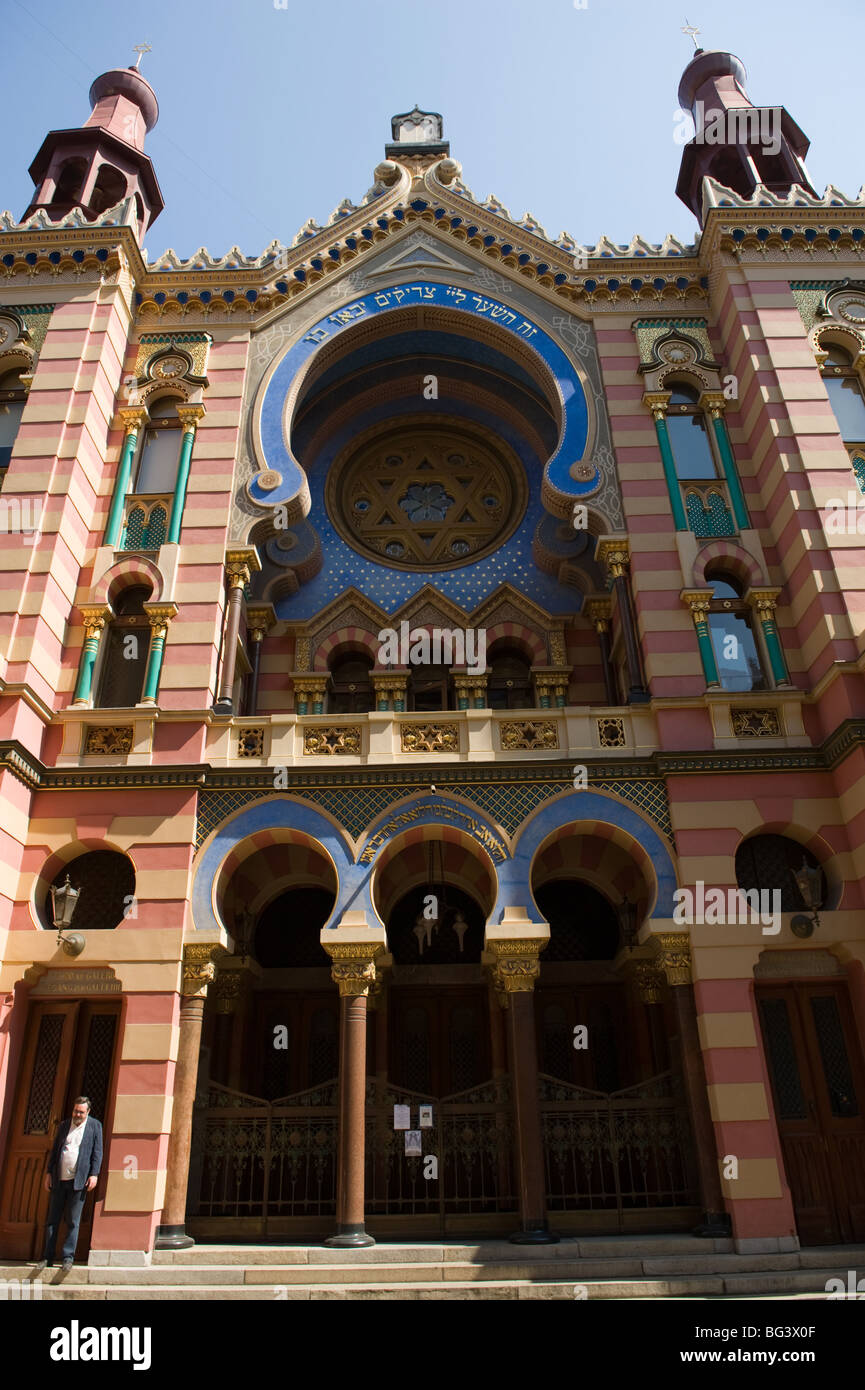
[3,1236,860,1300]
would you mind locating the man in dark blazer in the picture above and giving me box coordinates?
[35,1096,103,1272]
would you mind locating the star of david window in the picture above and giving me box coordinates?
[326,422,527,570]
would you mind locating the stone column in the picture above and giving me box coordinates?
[214,548,261,715]
[454,671,488,710]
[748,587,790,686]
[140,602,178,706]
[72,606,109,705]
[586,596,616,704]
[372,671,409,712]
[245,604,275,716]
[682,590,721,688]
[596,539,648,703]
[701,392,750,530]
[321,935,385,1248]
[105,406,148,548]
[156,943,222,1249]
[651,933,729,1237]
[167,404,206,545]
[292,675,328,716]
[643,391,688,531]
[485,918,558,1244]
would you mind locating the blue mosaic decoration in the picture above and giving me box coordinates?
[251,282,592,515]
[121,504,167,551]
[852,455,865,495]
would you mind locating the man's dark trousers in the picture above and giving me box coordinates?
[42,1179,88,1263]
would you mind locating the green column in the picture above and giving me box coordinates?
[758,611,789,685]
[141,626,167,703]
[73,619,105,704]
[652,414,688,531]
[296,695,309,715]
[166,423,197,545]
[688,605,720,687]
[457,687,469,711]
[473,692,486,710]
[711,414,749,530]
[105,422,142,548]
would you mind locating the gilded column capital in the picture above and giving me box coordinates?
[246,604,276,644]
[747,587,782,621]
[79,603,110,639]
[176,403,206,434]
[322,941,385,997]
[585,596,613,632]
[641,389,672,419]
[680,589,713,625]
[650,932,692,986]
[212,967,243,1015]
[143,601,178,642]
[181,943,224,997]
[624,958,665,1004]
[225,546,262,591]
[292,675,328,698]
[486,939,545,995]
[116,406,148,435]
[699,390,728,418]
[595,537,631,580]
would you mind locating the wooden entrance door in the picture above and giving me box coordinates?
[390,988,490,1097]
[0,1000,120,1260]
[757,981,865,1245]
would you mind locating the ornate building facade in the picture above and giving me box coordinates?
[0,48,864,1264]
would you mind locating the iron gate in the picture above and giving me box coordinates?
[539,1069,698,1224]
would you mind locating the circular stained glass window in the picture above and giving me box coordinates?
[325,419,527,571]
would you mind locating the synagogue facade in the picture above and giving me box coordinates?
[0,48,863,1260]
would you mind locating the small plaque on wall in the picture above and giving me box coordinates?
[30,968,121,996]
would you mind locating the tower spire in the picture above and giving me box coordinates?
[22,60,164,239]
[675,47,816,225]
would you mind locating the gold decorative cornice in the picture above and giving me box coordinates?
[650,932,692,986]
[699,390,727,418]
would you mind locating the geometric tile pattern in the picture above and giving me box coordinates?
[195,775,673,851]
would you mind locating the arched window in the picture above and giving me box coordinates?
[134,398,183,494]
[0,369,27,472]
[327,652,373,714]
[706,571,768,692]
[46,850,135,931]
[665,383,719,479]
[488,645,533,709]
[89,165,127,216]
[95,585,151,708]
[51,158,87,207]
[736,834,823,914]
[820,341,865,445]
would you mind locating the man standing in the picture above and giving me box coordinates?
[35,1096,103,1272]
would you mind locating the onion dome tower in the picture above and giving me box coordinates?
[676,47,816,225]
[23,62,164,239]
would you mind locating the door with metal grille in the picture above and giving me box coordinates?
[757,981,865,1244]
[0,1000,119,1259]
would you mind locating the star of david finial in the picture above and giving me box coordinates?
[132,42,152,70]
[681,19,701,50]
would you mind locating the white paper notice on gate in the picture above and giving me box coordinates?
[393,1104,410,1130]
[419,1105,433,1128]
[405,1130,422,1156]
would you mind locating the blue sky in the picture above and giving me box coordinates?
[2,0,862,261]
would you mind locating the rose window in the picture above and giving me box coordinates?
[326,421,527,570]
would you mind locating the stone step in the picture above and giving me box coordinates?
[16,1275,834,1301]
[150,1235,737,1266]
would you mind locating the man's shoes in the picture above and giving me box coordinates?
[33,1259,49,1272]
[60,1258,73,1273]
